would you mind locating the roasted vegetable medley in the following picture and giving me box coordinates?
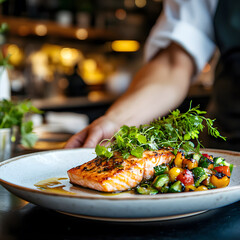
[136,151,234,194]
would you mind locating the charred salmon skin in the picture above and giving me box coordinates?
[67,149,174,192]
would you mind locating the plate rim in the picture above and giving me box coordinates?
[0,148,240,201]
[58,210,208,222]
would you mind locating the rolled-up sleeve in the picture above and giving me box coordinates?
[144,0,218,74]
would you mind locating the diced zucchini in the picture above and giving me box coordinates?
[213,157,225,166]
[199,157,213,168]
[152,174,170,190]
[229,164,234,173]
[192,153,201,162]
[192,167,208,187]
[154,165,168,176]
[169,181,183,193]
[136,186,158,195]
[160,185,169,193]
[207,183,216,189]
[192,167,205,177]
[186,153,201,162]
[195,175,208,187]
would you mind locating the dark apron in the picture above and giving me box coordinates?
[202,0,240,151]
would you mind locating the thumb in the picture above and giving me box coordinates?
[83,126,104,148]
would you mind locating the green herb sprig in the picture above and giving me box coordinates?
[0,99,43,148]
[95,103,225,159]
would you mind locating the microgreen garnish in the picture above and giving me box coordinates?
[95,103,225,159]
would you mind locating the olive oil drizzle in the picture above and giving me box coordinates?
[34,177,76,195]
[34,177,135,196]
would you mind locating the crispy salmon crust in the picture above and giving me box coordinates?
[67,149,174,192]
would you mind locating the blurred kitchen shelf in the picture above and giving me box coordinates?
[32,91,118,110]
[31,91,119,123]
[1,16,119,41]
[35,131,73,142]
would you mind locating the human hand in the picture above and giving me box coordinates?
[64,115,120,148]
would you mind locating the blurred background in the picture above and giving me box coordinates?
[0,0,217,151]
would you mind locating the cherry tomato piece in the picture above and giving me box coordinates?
[176,169,194,186]
[214,166,231,177]
[202,153,210,159]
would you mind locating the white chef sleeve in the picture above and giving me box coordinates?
[144,0,218,74]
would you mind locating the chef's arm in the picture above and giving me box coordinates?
[65,42,195,148]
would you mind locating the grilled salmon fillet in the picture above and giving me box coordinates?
[67,149,174,192]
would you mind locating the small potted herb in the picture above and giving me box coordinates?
[0,99,42,161]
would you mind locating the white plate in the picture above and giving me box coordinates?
[0,148,240,222]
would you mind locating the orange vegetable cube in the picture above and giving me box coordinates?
[195,186,208,191]
[174,152,184,168]
[169,167,184,182]
[182,158,198,170]
[184,185,196,192]
[210,174,230,188]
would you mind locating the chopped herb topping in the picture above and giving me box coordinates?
[95,103,226,159]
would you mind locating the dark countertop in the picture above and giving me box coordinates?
[0,184,240,240]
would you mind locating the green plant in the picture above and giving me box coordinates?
[95,103,226,159]
[0,99,43,148]
[0,1,42,148]
[0,50,10,68]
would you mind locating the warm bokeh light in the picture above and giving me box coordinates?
[60,47,79,67]
[135,0,147,8]
[81,59,105,85]
[76,28,88,40]
[83,59,97,72]
[7,44,24,66]
[41,44,62,64]
[124,0,135,8]
[111,40,140,52]
[35,24,48,36]
[88,91,106,102]
[29,51,53,81]
[115,9,127,20]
